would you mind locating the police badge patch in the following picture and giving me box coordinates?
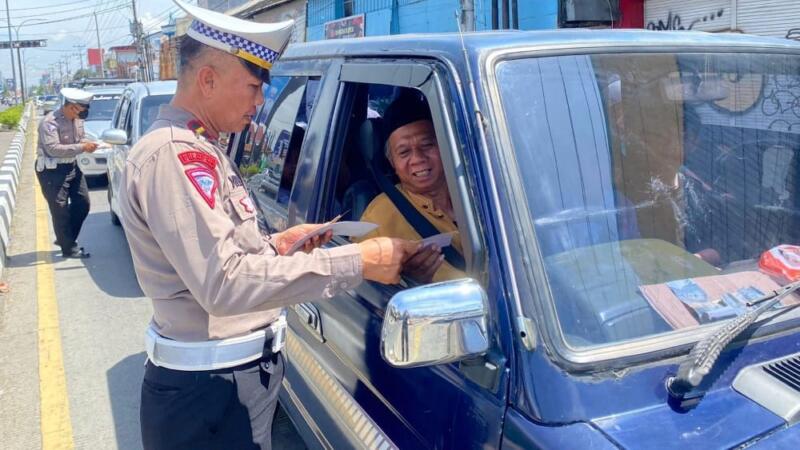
[185,167,218,208]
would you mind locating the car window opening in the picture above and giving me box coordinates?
[330,83,467,287]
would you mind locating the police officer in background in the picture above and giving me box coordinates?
[36,87,97,259]
[120,1,420,448]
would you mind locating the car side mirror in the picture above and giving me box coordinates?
[101,128,128,145]
[381,278,489,368]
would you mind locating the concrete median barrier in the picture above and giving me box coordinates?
[0,103,34,275]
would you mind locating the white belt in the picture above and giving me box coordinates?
[35,157,76,172]
[145,316,287,371]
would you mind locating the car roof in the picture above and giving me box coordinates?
[281,29,800,62]
[84,86,125,95]
[125,80,177,98]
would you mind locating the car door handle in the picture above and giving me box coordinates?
[293,303,324,342]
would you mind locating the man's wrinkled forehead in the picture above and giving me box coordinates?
[389,120,436,146]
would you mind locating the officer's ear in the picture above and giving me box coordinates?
[196,65,219,98]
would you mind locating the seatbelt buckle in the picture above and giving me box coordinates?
[270,315,287,353]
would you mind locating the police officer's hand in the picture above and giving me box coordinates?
[359,238,420,285]
[402,244,444,283]
[274,224,334,255]
[81,142,99,153]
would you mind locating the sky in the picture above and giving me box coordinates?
[0,0,191,89]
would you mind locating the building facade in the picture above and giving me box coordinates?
[644,0,800,39]
[230,0,307,43]
[305,0,645,41]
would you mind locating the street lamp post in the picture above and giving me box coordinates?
[13,18,47,103]
[3,0,16,102]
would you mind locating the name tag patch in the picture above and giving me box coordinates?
[178,151,217,170]
[185,167,218,208]
[228,174,244,188]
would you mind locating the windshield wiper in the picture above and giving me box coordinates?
[667,279,800,402]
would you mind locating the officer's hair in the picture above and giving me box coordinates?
[178,36,208,76]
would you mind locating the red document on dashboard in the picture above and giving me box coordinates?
[639,271,800,329]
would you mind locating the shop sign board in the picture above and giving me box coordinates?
[325,14,365,40]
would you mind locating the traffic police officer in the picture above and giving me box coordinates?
[120,1,419,448]
[36,87,97,258]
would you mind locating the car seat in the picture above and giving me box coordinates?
[333,118,385,222]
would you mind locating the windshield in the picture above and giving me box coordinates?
[496,52,800,351]
[140,94,173,134]
[86,95,121,121]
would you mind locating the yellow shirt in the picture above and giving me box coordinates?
[358,185,465,282]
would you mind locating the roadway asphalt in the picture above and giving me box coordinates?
[0,113,304,449]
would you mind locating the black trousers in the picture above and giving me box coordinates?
[141,351,284,450]
[35,163,90,254]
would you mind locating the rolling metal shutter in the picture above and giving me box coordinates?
[645,0,731,32]
[645,0,800,39]
[737,0,800,39]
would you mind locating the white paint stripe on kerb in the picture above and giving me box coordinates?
[0,103,32,275]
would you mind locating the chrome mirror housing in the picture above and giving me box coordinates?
[101,128,128,145]
[381,278,489,368]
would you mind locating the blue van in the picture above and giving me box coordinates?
[229,30,800,449]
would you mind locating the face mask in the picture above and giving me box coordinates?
[78,108,89,120]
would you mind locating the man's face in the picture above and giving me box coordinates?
[64,102,87,120]
[206,57,264,132]
[387,120,445,194]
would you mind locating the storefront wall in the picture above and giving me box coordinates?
[252,1,308,43]
[307,0,461,41]
[646,0,800,38]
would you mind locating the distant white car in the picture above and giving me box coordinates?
[103,81,176,226]
[41,95,59,114]
[78,86,125,178]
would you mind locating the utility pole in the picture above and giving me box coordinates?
[462,0,475,32]
[62,56,71,83]
[73,45,86,72]
[4,0,17,101]
[15,45,24,102]
[131,0,149,82]
[94,12,105,78]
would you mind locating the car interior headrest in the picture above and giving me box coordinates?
[358,118,392,176]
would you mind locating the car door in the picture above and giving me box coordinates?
[234,74,323,234]
[108,91,132,214]
[282,60,509,449]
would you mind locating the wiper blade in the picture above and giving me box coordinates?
[667,279,800,401]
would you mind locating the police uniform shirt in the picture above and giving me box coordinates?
[119,104,363,342]
[37,108,85,167]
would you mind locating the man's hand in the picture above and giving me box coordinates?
[274,223,333,255]
[402,244,444,283]
[358,237,420,285]
[81,142,99,153]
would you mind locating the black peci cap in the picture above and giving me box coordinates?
[382,89,432,140]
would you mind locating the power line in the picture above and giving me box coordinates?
[17,25,132,37]
[5,3,127,27]
[0,0,98,12]
[0,0,127,21]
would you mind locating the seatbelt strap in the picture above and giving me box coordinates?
[372,169,466,270]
